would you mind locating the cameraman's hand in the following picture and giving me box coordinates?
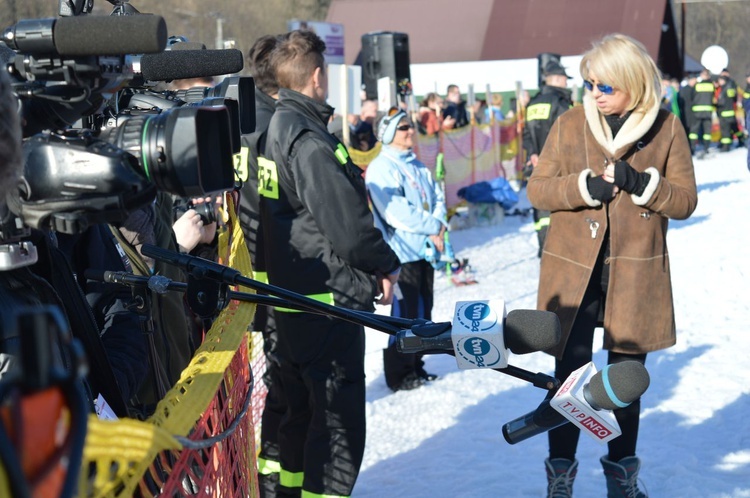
[173,209,205,253]
[190,195,222,244]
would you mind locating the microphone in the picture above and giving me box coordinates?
[396,300,561,370]
[502,361,650,445]
[83,269,180,295]
[140,49,244,81]
[3,15,167,56]
[583,361,650,410]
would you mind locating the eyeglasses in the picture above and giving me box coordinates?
[396,124,412,131]
[583,80,615,95]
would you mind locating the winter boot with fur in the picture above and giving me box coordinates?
[545,458,578,498]
[600,456,648,497]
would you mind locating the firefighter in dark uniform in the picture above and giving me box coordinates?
[678,73,697,143]
[689,69,716,157]
[717,70,744,150]
[523,60,573,257]
[260,30,400,498]
[235,34,286,498]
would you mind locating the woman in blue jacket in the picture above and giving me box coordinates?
[365,110,446,391]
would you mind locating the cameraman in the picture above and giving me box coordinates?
[0,66,145,415]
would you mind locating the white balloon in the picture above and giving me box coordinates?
[700,45,729,75]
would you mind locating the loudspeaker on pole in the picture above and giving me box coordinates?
[360,31,411,101]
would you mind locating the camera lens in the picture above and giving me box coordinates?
[191,201,216,225]
[100,106,235,198]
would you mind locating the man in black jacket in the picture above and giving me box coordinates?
[261,30,400,498]
[523,60,573,257]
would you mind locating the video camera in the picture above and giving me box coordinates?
[0,0,253,248]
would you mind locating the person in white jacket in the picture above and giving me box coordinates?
[365,110,446,391]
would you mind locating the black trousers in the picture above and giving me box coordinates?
[548,261,646,463]
[689,117,713,150]
[257,309,285,498]
[383,260,433,388]
[273,311,366,498]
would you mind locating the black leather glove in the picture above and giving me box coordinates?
[613,160,651,196]
[586,175,615,203]
[522,163,534,180]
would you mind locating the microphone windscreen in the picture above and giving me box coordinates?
[83,269,107,282]
[503,309,561,354]
[53,15,167,56]
[140,49,244,81]
[584,361,650,411]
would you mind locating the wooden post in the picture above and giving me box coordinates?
[340,65,350,148]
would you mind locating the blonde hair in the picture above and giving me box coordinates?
[579,33,662,113]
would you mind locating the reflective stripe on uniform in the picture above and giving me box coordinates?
[526,103,551,121]
[691,105,714,112]
[275,292,335,312]
[280,468,304,488]
[334,143,349,165]
[534,217,550,231]
[695,82,715,93]
[720,110,736,117]
[302,490,349,498]
[258,156,279,199]
[234,146,250,182]
[257,457,281,476]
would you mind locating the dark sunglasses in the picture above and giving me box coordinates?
[396,124,413,131]
[583,80,615,95]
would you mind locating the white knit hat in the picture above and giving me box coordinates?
[376,110,407,145]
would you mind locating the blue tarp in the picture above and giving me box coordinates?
[457,177,519,210]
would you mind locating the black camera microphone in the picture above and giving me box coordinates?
[396,308,561,357]
[3,15,167,56]
[502,361,650,445]
[140,49,244,81]
[84,269,180,295]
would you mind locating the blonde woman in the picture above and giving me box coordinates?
[527,34,697,498]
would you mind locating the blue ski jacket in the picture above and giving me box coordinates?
[365,145,447,264]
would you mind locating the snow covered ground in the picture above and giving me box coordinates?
[355,147,750,497]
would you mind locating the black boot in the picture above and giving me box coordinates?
[545,458,578,498]
[383,343,424,392]
[600,456,648,497]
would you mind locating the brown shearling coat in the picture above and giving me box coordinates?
[527,96,698,359]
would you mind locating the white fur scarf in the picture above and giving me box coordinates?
[582,93,661,157]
